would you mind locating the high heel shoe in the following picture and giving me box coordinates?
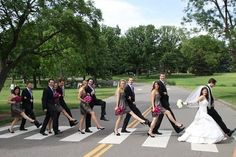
[176,123,184,128]
[97,127,105,130]
[113,130,120,136]
[147,132,155,138]
[78,129,85,134]
[141,119,150,126]
[33,120,42,128]
[8,128,14,133]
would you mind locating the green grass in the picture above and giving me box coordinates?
[113,73,236,106]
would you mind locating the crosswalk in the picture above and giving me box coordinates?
[0,125,234,153]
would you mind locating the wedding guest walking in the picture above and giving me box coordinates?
[85,78,108,133]
[20,81,40,131]
[121,77,150,133]
[148,81,184,137]
[78,80,104,134]
[56,79,77,127]
[40,79,60,136]
[114,79,149,136]
[206,78,235,137]
[8,86,41,133]
[153,73,184,134]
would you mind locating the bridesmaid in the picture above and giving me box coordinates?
[147,81,183,137]
[8,86,41,133]
[77,80,104,134]
[113,79,149,136]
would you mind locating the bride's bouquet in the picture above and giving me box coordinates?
[176,99,187,108]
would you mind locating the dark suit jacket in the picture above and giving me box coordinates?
[42,86,56,111]
[56,86,65,105]
[85,85,96,100]
[124,84,135,104]
[21,88,33,110]
[158,80,169,108]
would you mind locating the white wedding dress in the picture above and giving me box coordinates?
[178,99,225,144]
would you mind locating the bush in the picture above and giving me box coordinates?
[167,81,176,86]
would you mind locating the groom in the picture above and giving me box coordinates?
[206,78,235,137]
[153,73,184,134]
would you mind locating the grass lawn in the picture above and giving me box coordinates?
[113,73,236,106]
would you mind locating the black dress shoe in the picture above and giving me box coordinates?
[20,128,28,131]
[40,132,48,136]
[85,129,93,133]
[54,131,62,135]
[121,130,131,133]
[227,128,236,137]
[100,117,109,121]
[153,131,162,135]
[176,127,185,133]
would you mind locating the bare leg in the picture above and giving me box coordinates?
[47,118,52,133]
[129,111,145,123]
[164,111,182,126]
[20,112,34,123]
[10,117,20,131]
[148,117,158,136]
[79,115,85,131]
[62,109,75,121]
[90,111,103,128]
[114,115,123,134]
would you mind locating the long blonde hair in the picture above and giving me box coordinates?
[115,79,126,95]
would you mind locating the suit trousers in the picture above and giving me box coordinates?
[207,107,230,134]
[40,110,58,133]
[121,103,146,131]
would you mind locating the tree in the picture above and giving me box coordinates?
[183,0,236,62]
[0,0,102,92]
[181,35,228,75]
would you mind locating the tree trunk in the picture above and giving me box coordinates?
[0,67,11,93]
[33,74,37,89]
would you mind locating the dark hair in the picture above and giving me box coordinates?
[87,78,93,82]
[160,72,166,75]
[48,79,54,83]
[13,86,21,96]
[25,81,32,85]
[200,87,209,101]
[208,78,217,84]
[59,78,65,83]
[151,81,160,91]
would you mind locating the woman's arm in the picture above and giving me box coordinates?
[8,94,15,104]
[151,90,156,110]
[115,89,120,108]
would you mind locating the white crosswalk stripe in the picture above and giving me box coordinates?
[24,126,71,140]
[60,127,99,142]
[98,128,136,144]
[142,130,172,148]
[0,126,38,138]
[0,125,19,132]
[191,143,218,152]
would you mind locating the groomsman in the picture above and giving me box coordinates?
[56,79,77,127]
[40,79,60,135]
[121,77,150,133]
[206,78,235,137]
[85,78,108,133]
[20,81,38,130]
[153,73,184,134]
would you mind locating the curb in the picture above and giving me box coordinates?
[217,99,236,111]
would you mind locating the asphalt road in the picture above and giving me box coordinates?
[0,83,235,157]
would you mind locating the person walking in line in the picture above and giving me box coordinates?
[114,79,149,136]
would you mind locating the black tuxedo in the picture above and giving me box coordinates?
[40,86,59,134]
[56,86,73,125]
[206,85,230,134]
[85,85,106,129]
[20,88,36,129]
[153,80,180,133]
[121,84,146,131]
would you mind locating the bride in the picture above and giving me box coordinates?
[178,87,225,144]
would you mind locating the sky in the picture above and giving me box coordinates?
[93,0,188,33]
